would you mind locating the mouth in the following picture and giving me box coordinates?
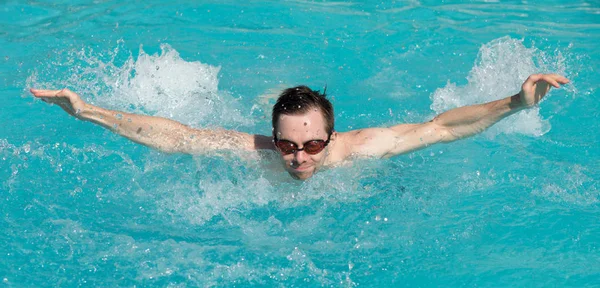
[289,162,312,172]
[292,165,311,172]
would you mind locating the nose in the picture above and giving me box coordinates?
[294,149,308,163]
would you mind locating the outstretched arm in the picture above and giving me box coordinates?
[30,88,274,154]
[339,74,570,158]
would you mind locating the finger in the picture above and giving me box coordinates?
[29,88,62,97]
[541,75,561,88]
[30,88,58,94]
[543,74,570,85]
[555,75,570,84]
[59,88,77,98]
[548,75,568,88]
[526,74,543,84]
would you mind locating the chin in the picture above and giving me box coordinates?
[289,170,315,180]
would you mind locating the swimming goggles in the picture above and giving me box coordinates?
[274,135,331,155]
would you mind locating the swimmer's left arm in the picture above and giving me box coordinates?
[420,73,569,142]
[343,73,569,158]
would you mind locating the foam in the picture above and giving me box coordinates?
[430,36,568,137]
[150,156,389,226]
[532,164,599,206]
[26,41,251,128]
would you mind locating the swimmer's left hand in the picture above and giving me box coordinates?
[519,74,570,107]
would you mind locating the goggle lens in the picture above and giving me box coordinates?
[275,139,328,155]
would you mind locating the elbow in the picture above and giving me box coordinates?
[155,136,189,154]
[439,126,483,143]
[161,147,181,154]
[432,116,475,143]
[153,143,181,154]
[427,119,457,143]
[437,125,460,143]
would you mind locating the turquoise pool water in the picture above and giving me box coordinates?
[1,0,599,286]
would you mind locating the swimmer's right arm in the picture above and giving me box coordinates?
[30,88,274,153]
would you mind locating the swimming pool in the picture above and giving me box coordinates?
[1,0,599,286]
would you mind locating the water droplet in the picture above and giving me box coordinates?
[116,113,123,120]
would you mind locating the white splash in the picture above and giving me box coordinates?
[430,36,567,137]
[27,41,251,128]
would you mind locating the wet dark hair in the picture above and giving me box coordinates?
[272,85,334,138]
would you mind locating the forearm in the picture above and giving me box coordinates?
[383,74,567,155]
[433,93,524,141]
[79,104,193,152]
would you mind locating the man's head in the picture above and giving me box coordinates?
[272,86,334,180]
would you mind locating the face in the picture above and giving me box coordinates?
[275,109,331,180]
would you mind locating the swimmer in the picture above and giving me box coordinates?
[30,73,569,180]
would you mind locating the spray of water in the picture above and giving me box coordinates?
[430,36,568,137]
[26,41,251,128]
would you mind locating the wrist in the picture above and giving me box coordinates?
[77,103,91,118]
[509,93,527,110]
[78,103,102,121]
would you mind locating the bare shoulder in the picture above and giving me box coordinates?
[325,128,397,164]
[325,122,437,163]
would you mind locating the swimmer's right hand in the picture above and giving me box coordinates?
[30,88,87,119]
